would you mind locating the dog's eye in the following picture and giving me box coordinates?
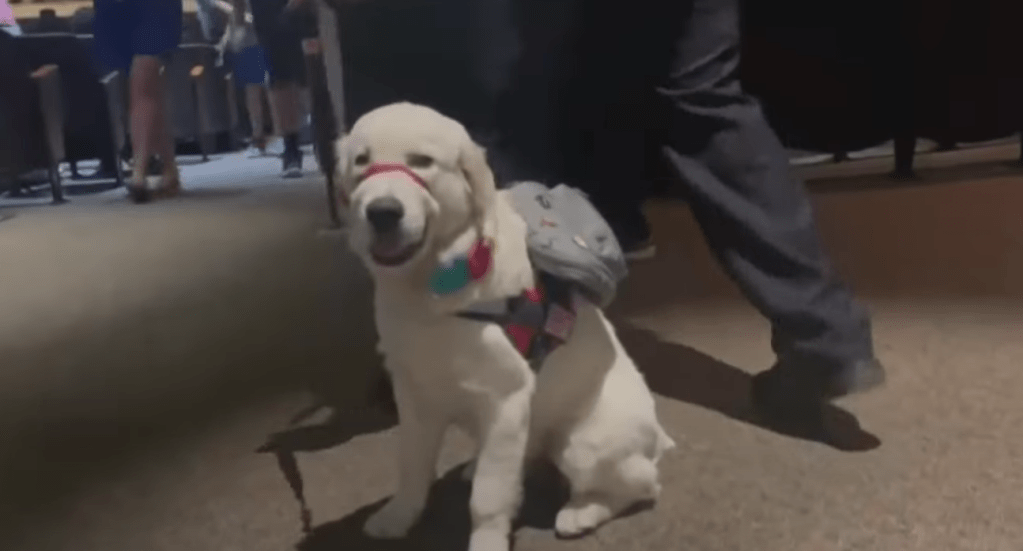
[353,152,370,166]
[406,153,435,169]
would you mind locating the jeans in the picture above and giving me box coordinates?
[570,0,875,368]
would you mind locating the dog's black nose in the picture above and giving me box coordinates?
[365,197,405,233]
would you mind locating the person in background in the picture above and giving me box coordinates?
[92,0,182,203]
[217,0,272,156]
[0,0,21,36]
[249,0,314,178]
[195,0,227,44]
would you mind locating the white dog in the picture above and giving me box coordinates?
[336,102,675,551]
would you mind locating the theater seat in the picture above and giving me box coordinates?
[163,44,236,158]
[0,30,66,202]
[15,32,124,183]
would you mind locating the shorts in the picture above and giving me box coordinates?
[230,45,269,87]
[250,0,316,86]
[92,0,183,73]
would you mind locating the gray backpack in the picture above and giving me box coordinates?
[505,181,628,308]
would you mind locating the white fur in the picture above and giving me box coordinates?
[337,102,675,551]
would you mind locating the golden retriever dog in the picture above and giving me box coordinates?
[336,102,674,551]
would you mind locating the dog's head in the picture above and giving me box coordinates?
[336,103,497,282]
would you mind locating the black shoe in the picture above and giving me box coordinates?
[282,151,303,179]
[126,185,152,204]
[751,358,885,450]
[753,357,885,406]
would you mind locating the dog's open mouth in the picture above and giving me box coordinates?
[370,236,424,267]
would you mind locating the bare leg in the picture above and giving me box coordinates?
[151,65,179,194]
[269,81,302,135]
[127,55,161,196]
[245,84,267,151]
[269,81,304,176]
[127,55,178,201]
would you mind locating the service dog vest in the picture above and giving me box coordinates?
[456,272,577,371]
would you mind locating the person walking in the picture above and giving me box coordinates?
[559,0,886,428]
[217,0,273,156]
[92,0,183,203]
[250,0,316,178]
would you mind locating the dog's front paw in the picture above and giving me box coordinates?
[468,527,509,551]
[555,502,613,539]
[363,500,422,539]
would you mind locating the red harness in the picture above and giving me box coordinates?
[457,272,578,370]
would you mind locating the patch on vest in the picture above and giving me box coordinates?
[456,273,578,370]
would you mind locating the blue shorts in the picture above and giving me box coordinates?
[93,0,183,73]
[250,0,313,85]
[230,45,269,87]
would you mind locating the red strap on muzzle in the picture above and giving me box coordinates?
[339,163,427,208]
[358,163,428,188]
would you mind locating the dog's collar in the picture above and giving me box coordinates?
[430,238,493,295]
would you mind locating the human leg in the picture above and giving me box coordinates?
[245,84,268,151]
[120,0,182,201]
[656,0,883,402]
[233,44,271,152]
[269,81,304,176]
[125,55,165,201]
[252,0,309,177]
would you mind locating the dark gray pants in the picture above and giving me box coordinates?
[488,0,876,369]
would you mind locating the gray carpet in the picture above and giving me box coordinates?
[2,147,1021,551]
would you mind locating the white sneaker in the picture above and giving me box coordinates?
[264,138,285,157]
[245,145,266,158]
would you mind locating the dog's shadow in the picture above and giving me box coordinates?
[267,315,879,548]
[297,464,569,551]
[615,323,882,452]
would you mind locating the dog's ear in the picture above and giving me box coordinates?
[459,139,496,221]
